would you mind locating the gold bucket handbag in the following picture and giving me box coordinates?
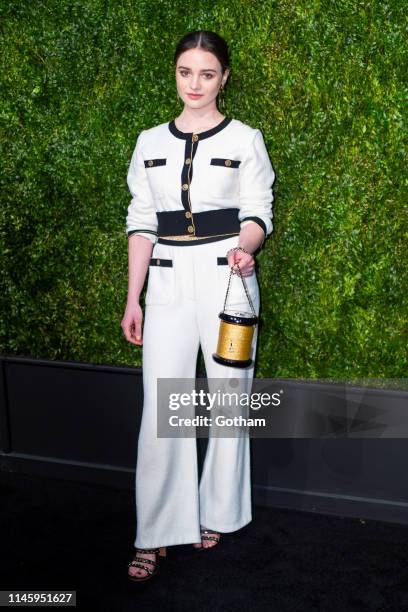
[213,263,258,368]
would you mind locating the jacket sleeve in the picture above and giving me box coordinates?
[125,130,158,244]
[238,129,275,240]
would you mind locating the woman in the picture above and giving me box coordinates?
[122,30,275,582]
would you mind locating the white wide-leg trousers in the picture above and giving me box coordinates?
[134,235,260,549]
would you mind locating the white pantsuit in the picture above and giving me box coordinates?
[125,116,275,549]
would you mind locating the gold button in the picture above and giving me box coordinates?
[185,211,191,218]
[225,159,232,166]
[187,225,194,233]
[192,134,199,142]
[157,258,160,265]
[185,158,191,165]
[148,160,153,166]
[182,183,189,190]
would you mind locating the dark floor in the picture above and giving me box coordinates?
[1,471,408,611]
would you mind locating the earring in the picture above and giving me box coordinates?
[219,85,225,109]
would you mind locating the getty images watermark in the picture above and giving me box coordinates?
[157,377,274,438]
[156,377,408,438]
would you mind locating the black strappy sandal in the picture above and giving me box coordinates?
[193,527,221,550]
[127,546,167,582]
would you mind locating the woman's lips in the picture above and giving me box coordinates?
[187,93,203,99]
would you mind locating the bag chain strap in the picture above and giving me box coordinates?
[223,263,257,316]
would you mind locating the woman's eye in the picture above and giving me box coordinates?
[203,73,214,79]
[180,71,189,77]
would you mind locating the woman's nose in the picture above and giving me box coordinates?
[190,75,201,90]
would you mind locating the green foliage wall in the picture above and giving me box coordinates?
[1,0,406,379]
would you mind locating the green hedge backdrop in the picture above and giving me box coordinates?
[1,0,406,380]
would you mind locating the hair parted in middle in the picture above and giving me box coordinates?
[174,30,231,85]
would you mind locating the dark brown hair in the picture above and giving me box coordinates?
[174,30,230,79]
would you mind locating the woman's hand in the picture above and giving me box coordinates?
[226,247,255,277]
[121,301,144,346]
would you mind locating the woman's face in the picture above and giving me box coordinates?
[175,47,229,111]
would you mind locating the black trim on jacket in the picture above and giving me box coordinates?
[168,117,232,140]
[157,208,241,238]
[240,216,267,236]
[210,158,241,168]
[144,158,167,167]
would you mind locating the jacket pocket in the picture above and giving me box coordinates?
[210,158,241,168]
[145,255,175,306]
[216,257,259,312]
[144,158,167,199]
[208,158,241,199]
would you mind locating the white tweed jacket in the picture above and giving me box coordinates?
[125,116,275,246]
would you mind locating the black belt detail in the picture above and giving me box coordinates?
[149,257,173,267]
[157,208,241,237]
